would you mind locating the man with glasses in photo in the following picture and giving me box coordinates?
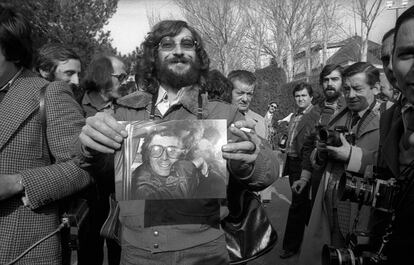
[74,20,277,264]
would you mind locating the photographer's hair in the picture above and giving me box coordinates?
[137,20,210,95]
[140,129,190,165]
[205,69,233,103]
[292,82,313,97]
[82,55,117,93]
[382,28,395,43]
[394,5,414,49]
[227,70,257,90]
[319,64,344,85]
[0,4,32,68]
[343,62,379,87]
[35,43,80,81]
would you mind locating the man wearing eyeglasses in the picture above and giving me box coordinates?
[76,55,132,265]
[74,20,277,265]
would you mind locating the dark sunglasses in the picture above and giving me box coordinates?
[158,37,197,51]
[270,104,277,108]
[111,73,128,83]
[149,145,186,159]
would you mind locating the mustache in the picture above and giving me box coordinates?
[325,85,336,91]
[167,56,191,64]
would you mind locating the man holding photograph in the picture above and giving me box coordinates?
[75,20,277,264]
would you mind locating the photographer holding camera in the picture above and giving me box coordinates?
[299,62,381,265]
[376,6,414,264]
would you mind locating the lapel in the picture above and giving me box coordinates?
[356,107,380,138]
[295,105,315,136]
[0,71,45,151]
[382,106,403,178]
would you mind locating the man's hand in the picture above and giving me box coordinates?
[222,119,260,164]
[325,133,352,162]
[291,179,307,194]
[0,174,24,201]
[79,112,128,154]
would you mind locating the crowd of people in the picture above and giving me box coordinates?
[0,2,413,265]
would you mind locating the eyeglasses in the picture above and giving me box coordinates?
[111,73,128,83]
[270,104,277,108]
[149,145,186,159]
[158,37,197,51]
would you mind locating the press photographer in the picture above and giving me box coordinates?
[299,62,381,265]
[375,6,414,264]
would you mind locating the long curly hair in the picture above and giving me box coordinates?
[136,20,210,95]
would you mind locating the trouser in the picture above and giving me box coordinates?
[282,156,311,252]
[77,185,121,265]
[120,235,229,265]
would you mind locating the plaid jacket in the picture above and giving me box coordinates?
[0,70,90,264]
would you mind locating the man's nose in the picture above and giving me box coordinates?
[349,89,356,98]
[241,94,248,101]
[173,43,184,55]
[70,74,79,86]
[161,149,168,159]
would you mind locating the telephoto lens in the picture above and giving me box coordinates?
[322,245,360,265]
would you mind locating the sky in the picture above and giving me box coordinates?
[105,0,413,55]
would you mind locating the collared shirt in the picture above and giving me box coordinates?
[82,91,116,117]
[286,104,314,157]
[156,86,187,116]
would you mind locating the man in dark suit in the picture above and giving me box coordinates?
[377,6,414,264]
[279,82,320,259]
[0,5,90,264]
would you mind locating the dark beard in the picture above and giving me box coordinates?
[156,56,201,89]
[324,86,341,102]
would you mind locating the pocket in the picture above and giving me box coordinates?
[118,200,145,230]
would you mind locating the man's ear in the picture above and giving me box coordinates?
[39,69,51,80]
[372,82,381,95]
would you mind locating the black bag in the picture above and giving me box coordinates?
[222,188,278,264]
[99,193,121,245]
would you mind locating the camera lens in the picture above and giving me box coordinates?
[322,245,358,265]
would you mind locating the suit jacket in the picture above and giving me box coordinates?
[0,70,90,264]
[299,105,380,265]
[376,102,414,263]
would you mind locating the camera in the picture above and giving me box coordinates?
[317,125,356,147]
[322,243,387,265]
[338,172,398,213]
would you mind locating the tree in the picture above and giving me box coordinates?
[352,0,384,61]
[3,0,118,67]
[174,0,250,75]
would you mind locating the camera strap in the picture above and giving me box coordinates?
[327,100,376,137]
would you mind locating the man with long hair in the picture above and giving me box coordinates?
[75,20,277,264]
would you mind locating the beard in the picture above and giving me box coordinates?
[156,55,201,89]
[324,85,341,101]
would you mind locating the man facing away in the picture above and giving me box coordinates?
[0,4,90,264]
[279,82,320,259]
[74,20,277,265]
[35,43,83,102]
[228,70,267,139]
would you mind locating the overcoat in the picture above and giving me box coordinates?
[299,105,380,265]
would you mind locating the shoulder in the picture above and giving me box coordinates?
[117,90,152,109]
[204,100,243,123]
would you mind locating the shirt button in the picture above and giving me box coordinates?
[153,230,159,236]
[154,243,159,249]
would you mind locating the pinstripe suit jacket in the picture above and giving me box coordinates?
[0,70,90,265]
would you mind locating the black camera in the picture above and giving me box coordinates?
[338,172,398,213]
[317,125,356,147]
